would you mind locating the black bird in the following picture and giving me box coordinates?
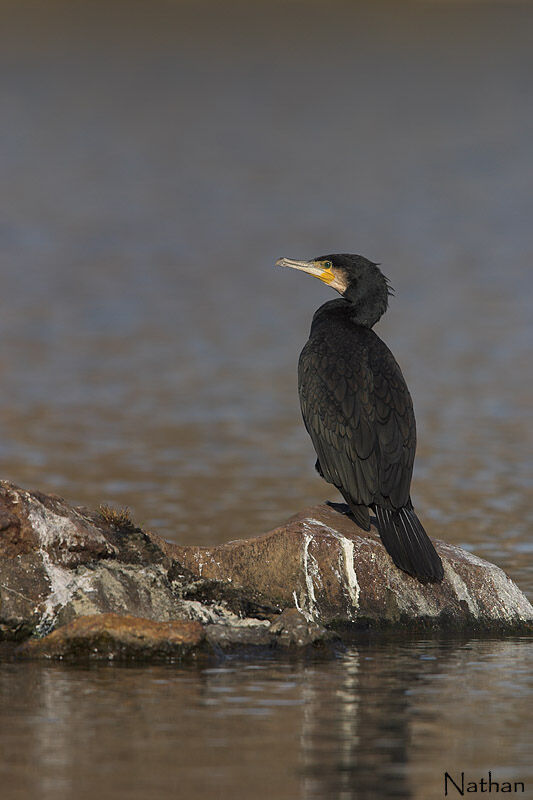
[276,253,443,583]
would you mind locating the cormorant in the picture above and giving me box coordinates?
[276,253,444,583]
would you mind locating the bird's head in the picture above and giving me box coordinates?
[275,253,393,327]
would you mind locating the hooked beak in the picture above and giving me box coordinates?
[275,257,326,279]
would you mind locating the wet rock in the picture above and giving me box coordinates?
[205,621,273,651]
[203,610,339,653]
[1,481,532,662]
[16,614,206,661]
[269,608,340,648]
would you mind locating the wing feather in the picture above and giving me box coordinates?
[298,320,416,510]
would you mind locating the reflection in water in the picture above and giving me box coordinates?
[301,648,415,800]
[300,650,367,800]
[1,640,533,800]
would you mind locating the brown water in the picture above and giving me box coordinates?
[0,1,532,797]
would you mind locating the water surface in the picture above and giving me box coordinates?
[1,639,532,800]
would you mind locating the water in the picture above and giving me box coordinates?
[0,1,532,797]
[1,640,532,800]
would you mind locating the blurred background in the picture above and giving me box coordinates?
[1,0,532,585]
[1,2,532,799]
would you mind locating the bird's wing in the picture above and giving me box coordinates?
[368,338,416,507]
[298,336,378,506]
[298,333,415,509]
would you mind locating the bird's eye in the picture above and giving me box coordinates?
[324,261,332,269]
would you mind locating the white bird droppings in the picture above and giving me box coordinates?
[304,519,360,618]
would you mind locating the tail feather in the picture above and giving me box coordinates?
[374,505,444,583]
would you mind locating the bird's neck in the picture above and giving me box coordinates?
[343,284,388,328]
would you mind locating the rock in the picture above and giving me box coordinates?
[269,608,339,648]
[205,622,273,651]
[0,481,184,641]
[15,614,207,661]
[1,480,532,662]
[204,609,340,653]
[171,504,533,633]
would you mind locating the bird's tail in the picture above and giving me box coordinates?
[373,505,444,583]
